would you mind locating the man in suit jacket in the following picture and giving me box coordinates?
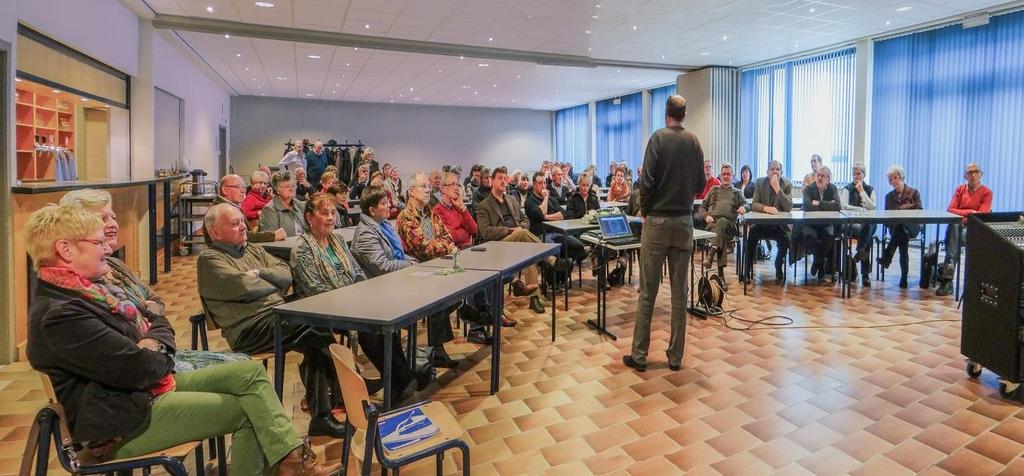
[745,160,794,284]
[476,167,545,313]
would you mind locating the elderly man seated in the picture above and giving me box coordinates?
[547,166,571,206]
[699,164,747,282]
[477,167,545,314]
[197,203,345,438]
[743,160,793,284]
[206,174,285,244]
[800,166,841,283]
[937,162,992,296]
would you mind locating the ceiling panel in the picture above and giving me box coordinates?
[162,0,1014,109]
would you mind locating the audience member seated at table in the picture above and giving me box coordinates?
[509,173,531,208]
[695,160,721,200]
[369,171,401,219]
[434,171,477,249]
[525,172,586,263]
[547,166,572,205]
[203,174,285,243]
[350,187,436,394]
[699,164,747,280]
[318,171,338,194]
[565,174,600,220]
[604,162,617,191]
[241,169,274,226]
[477,166,546,314]
[260,170,309,237]
[288,194,414,392]
[606,166,631,203]
[385,166,405,206]
[936,162,992,296]
[198,204,345,438]
[586,165,603,187]
[744,160,794,284]
[735,165,756,199]
[464,164,483,189]
[348,164,370,201]
[803,154,822,187]
[357,147,381,180]
[471,167,493,211]
[26,204,333,475]
[327,184,357,227]
[880,165,923,289]
[428,170,444,207]
[560,163,577,190]
[800,166,842,283]
[839,162,878,287]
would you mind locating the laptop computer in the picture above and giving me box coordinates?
[596,214,639,246]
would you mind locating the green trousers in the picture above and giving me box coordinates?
[110,360,302,475]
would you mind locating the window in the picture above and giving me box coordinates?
[648,83,677,131]
[740,48,856,184]
[595,92,643,176]
[871,10,1024,211]
[554,103,590,172]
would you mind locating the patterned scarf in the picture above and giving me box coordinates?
[104,259,147,308]
[299,233,362,288]
[38,266,175,396]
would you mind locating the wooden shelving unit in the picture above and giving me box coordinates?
[14,81,76,182]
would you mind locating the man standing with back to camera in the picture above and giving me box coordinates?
[623,95,706,372]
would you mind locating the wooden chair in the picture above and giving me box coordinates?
[328,344,470,476]
[21,373,199,476]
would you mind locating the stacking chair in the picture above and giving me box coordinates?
[21,373,198,476]
[328,343,470,476]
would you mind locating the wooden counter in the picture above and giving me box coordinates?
[10,175,181,353]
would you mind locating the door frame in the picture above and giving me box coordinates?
[1,39,15,363]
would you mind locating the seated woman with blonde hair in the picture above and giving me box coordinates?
[25,204,332,476]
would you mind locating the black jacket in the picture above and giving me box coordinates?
[27,281,175,443]
[565,189,599,220]
[524,191,562,236]
[638,126,705,216]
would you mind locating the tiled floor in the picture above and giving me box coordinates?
[3,250,1023,475]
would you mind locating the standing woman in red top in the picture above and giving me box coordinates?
[936,163,992,296]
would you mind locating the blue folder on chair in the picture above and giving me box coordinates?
[379,406,439,453]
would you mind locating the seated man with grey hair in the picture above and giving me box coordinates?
[699,164,747,282]
[197,203,345,438]
[800,165,841,283]
[840,163,877,286]
[205,173,285,244]
[744,160,793,284]
[936,162,992,296]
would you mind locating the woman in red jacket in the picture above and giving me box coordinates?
[240,169,273,227]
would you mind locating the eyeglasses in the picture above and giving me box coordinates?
[223,184,246,190]
[77,238,111,250]
[966,170,981,175]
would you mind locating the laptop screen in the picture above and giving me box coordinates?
[598,214,632,239]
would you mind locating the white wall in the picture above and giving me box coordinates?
[231,96,552,178]
[153,32,231,175]
[17,0,139,76]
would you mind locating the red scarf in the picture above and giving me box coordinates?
[38,267,175,397]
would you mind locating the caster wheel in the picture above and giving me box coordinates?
[966,360,982,379]
[999,380,1020,398]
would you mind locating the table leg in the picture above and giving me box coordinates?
[147,183,158,285]
[407,321,416,372]
[383,330,393,411]
[586,244,618,340]
[563,245,569,311]
[163,181,172,273]
[742,223,750,295]
[550,258,557,342]
[273,318,284,400]
[490,277,503,395]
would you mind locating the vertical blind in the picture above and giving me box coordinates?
[740,48,857,183]
[871,10,1024,212]
[648,83,677,131]
[554,104,590,172]
[595,92,643,175]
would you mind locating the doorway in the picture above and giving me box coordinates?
[82,108,110,180]
[1,42,14,362]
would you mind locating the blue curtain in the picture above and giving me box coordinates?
[554,104,590,172]
[871,10,1024,213]
[740,48,856,183]
[595,92,643,176]
[648,83,677,132]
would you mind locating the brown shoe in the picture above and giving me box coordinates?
[511,279,538,297]
[276,439,337,476]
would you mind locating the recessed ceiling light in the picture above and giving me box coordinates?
[438,69,443,73]
[794,43,799,48]
[261,93,266,96]
[592,15,598,19]
[409,87,414,91]
[224,34,231,39]
[885,20,892,25]
[254,1,275,7]
[345,63,350,66]
[308,55,320,59]
[332,90,336,94]
[632,25,637,30]
[461,85,470,88]
[700,51,710,56]
[595,3,601,8]
[364,24,370,29]
[305,93,314,97]
[478,63,489,67]
[492,84,497,87]
[277,76,287,80]
[399,94,403,97]
[473,91,478,95]
[414,97,420,100]
[512,99,516,103]
[390,100,394,103]
[459,56,465,59]
[516,74,521,79]
[353,47,358,51]
[616,69,621,72]
[245,67,250,71]
[335,83,340,87]
[252,78,256,81]
[588,47,592,52]
[585,30,591,34]
[896,6,912,12]
[206,5,214,13]
[809,7,815,13]
[722,35,728,41]
[236,53,242,57]
[661,55,665,59]
[488,37,493,42]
